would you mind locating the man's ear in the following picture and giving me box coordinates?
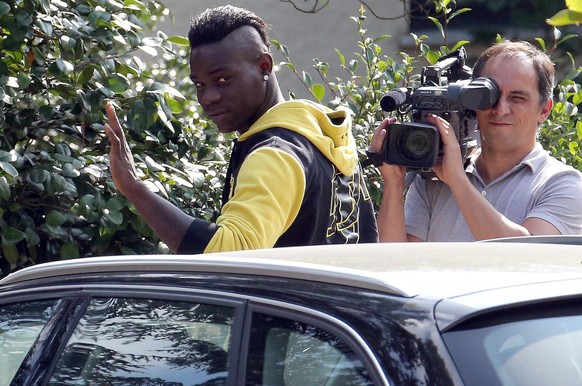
[539,99,553,123]
[257,52,273,74]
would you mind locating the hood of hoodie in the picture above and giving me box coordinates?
[238,100,358,176]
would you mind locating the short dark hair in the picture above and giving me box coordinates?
[472,40,554,105]
[188,5,270,50]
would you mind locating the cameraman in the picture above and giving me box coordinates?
[371,40,582,241]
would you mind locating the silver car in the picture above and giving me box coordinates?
[1,237,582,385]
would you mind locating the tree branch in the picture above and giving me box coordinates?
[278,0,412,20]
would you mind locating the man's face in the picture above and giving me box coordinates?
[189,33,267,134]
[475,55,551,153]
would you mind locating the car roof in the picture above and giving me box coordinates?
[2,241,582,298]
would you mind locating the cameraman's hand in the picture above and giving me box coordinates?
[373,118,409,242]
[371,118,407,183]
[428,114,466,185]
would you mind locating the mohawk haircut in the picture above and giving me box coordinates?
[188,5,270,50]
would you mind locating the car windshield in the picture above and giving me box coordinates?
[443,303,582,386]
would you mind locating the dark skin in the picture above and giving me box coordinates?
[104,26,284,251]
[189,25,284,134]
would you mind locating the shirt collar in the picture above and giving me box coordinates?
[466,143,548,182]
[519,143,549,174]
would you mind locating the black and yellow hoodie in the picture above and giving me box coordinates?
[178,100,378,253]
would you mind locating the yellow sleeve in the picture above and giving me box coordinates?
[204,147,306,252]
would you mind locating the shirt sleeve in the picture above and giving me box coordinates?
[404,176,431,241]
[204,147,306,252]
[527,170,582,235]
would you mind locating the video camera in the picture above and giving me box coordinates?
[378,47,499,177]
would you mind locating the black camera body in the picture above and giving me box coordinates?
[379,48,500,176]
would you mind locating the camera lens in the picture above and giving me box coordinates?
[383,122,439,168]
[398,128,433,161]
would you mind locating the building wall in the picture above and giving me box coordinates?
[156,0,408,99]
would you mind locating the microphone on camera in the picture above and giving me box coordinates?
[380,88,411,112]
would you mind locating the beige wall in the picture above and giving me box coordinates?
[156,0,407,99]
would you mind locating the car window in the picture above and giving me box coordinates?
[444,306,582,386]
[0,299,60,386]
[48,297,234,386]
[246,312,374,386]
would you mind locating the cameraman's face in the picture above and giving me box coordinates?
[476,55,552,153]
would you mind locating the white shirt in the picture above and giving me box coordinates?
[405,143,582,241]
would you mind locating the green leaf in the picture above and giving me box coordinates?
[450,41,469,52]
[49,174,68,193]
[105,197,125,212]
[280,62,296,72]
[76,89,91,111]
[128,98,158,130]
[28,169,49,184]
[3,227,26,244]
[148,86,185,100]
[103,208,123,226]
[0,176,10,201]
[144,155,164,172]
[36,18,53,35]
[2,243,19,265]
[32,46,46,65]
[16,11,33,27]
[38,105,54,121]
[0,2,10,17]
[335,49,346,67]
[25,228,40,247]
[449,8,471,21]
[0,150,15,163]
[167,35,189,46]
[312,84,325,102]
[78,195,97,219]
[46,210,68,226]
[86,90,104,110]
[428,16,445,39]
[77,66,95,86]
[88,10,111,26]
[6,77,19,88]
[546,10,582,26]
[138,45,158,56]
[63,163,81,177]
[105,0,124,12]
[41,224,68,239]
[61,242,80,259]
[567,0,582,13]
[60,35,76,51]
[123,0,147,11]
[0,161,18,177]
[56,59,74,75]
[426,51,440,64]
[106,73,130,93]
[302,71,313,87]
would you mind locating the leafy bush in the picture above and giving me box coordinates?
[0,0,227,276]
